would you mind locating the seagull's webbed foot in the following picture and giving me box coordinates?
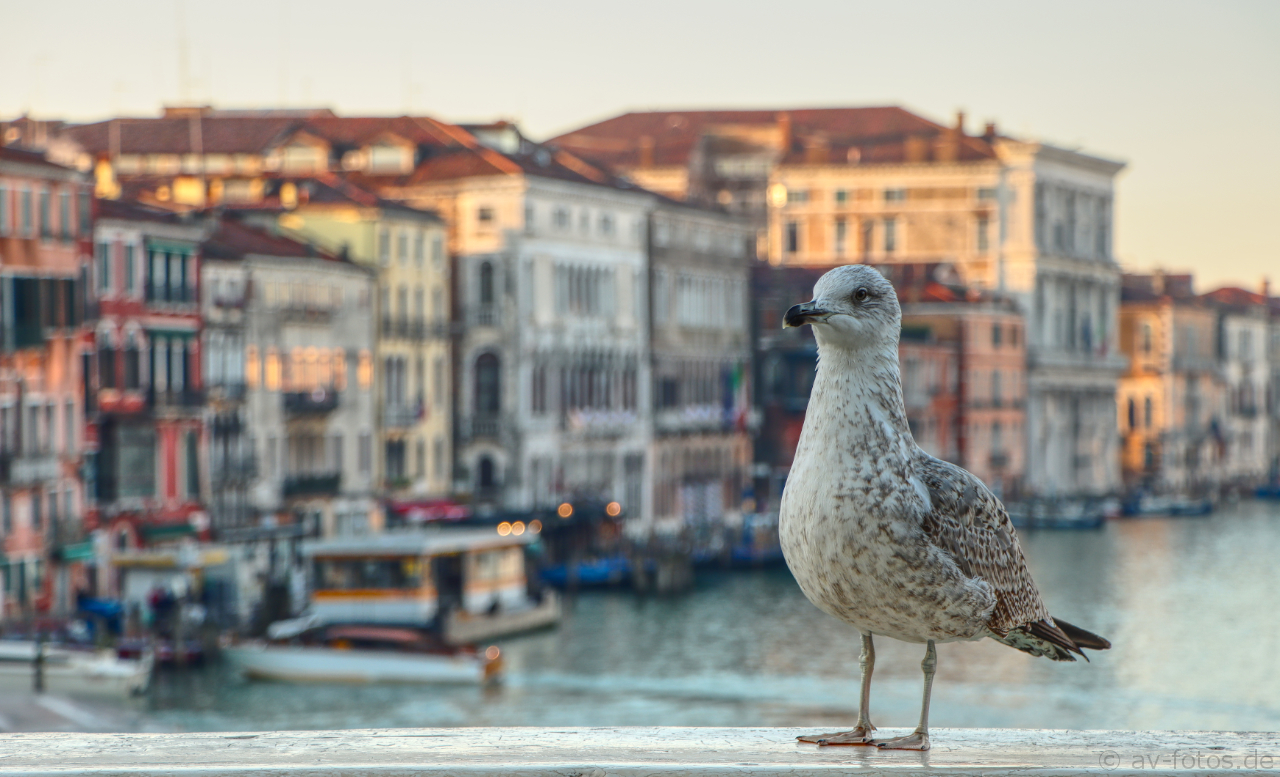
[874,730,930,751]
[796,724,877,746]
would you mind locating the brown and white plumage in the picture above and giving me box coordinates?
[779,265,1109,750]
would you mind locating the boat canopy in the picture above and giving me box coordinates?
[302,528,536,559]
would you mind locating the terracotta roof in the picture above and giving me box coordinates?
[202,215,340,262]
[1201,286,1270,310]
[96,197,195,226]
[63,117,301,156]
[0,145,78,173]
[547,106,999,170]
[224,174,443,221]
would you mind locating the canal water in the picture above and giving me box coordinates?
[117,499,1280,732]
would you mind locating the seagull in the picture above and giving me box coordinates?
[778,265,1109,751]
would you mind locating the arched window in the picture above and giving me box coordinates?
[478,456,496,489]
[478,261,494,306]
[475,353,500,415]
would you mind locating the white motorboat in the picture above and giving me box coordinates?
[223,624,501,684]
[0,640,152,698]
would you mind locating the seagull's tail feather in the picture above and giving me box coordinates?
[998,617,1109,662]
[1054,618,1112,652]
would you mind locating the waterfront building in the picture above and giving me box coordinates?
[554,107,1126,498]
[200,215,378,553]
[1117,273,1225,492]
[751,262,1026,504]
[647,200,753,535]
[376,123,655,522]
[1269,293,1280,484]
[1202,285,1273,488]
[231,176,453,504]
[0,148,94,618]
[898,293,1027,498]
[87,199,208,604]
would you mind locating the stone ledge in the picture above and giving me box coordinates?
[2,727,1279,776]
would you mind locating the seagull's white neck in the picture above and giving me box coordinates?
[796,341,915,469]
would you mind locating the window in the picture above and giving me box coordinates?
[98,341,117,389]
[124,335,141,389]
[186,431,200,497]
[553,207,570,230]
[978,187,998,201]
[475,353,501,415]
[0,185,8,236]
[599,213,614,236]
[787,189,808,204]
[378,228,390,265]
[20,189,32,237]
[531,365,546,414]
[59,191,71,241]
[97,242,112,292]
[785,221,799,254]
[397,230,409,264]
[416,439,426,478]
[64,401,75,454]
[431,235,444,267]
[992,322,1003,348]
[884,188,906,202]
[124,245,136,294]
[834,189,848,205]
[413,231,425,265]
[884,218,897,253]
[78,191,91,235]
[477,206,494,225]
[38,189,51,238]
[478,262,494,306]
[1141,323,1152,355]
[977,216,990,253]
[992,371,1002,406]
[358,433,372,475]
[32,491,42,530]
[1144,396,1153,428]
[834,218,847,256]
[433,437,444,479]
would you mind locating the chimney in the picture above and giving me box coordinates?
[638,135,654,169]
[904,135,929,163]
[1262,276,1271,299]
[1153,269,1166,296]
[776,112,792,153]
[983,122,998,141]
[804,134,829,165]
[954,111,966,136]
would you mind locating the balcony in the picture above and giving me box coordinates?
[466,414,502,441]
[384,404,421,429]
[283,388,339,415]
[212,456,258,485]
[282,472,341,498]
[382,317,448,340]
[473,306,499,328]
[149,388,205,409]
[145,285,196,305]
[4,454,60,486]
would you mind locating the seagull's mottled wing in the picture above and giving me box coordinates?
[912,452,1084,659]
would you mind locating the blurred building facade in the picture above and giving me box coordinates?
[88,199,209,600]
[1118,272,1277,494]
[0,147,94,618]
[552,107,1125,498]
[648,200,753,534]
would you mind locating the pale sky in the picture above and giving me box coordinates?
[5,0,1277,290]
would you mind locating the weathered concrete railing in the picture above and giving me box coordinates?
[3,728,1280,775]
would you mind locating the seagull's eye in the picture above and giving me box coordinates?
[854,287,869,303]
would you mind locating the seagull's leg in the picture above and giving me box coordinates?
[875,639,935,751]
[797,632,877,745]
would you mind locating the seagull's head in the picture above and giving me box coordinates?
[783,264,901,352]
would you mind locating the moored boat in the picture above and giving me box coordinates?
[0,640,152,698]
[224,624,501,684]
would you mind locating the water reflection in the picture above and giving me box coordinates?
[128,500,1280,732]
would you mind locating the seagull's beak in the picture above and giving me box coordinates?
[783,301,832,329]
